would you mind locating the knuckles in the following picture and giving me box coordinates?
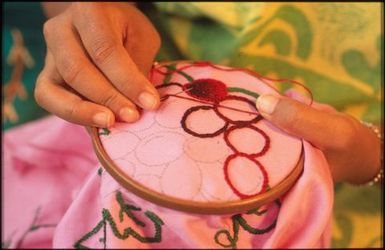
[89,38,119,64]
[98,89,121,107]
[59,59,84,84]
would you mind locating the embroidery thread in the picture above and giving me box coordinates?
[214,200,281,249]
[74,191,164,249]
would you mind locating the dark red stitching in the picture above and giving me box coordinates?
[224,153,268,199]
[151,61,280,199]
[183,78,228,102]
[156,83,184,101]
[155,82,184,90]
[153,61,313,105]
[213,95,262,125]
[181,105,229,138]
[224,125,270,157]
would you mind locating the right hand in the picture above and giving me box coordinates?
[35,2,161,128]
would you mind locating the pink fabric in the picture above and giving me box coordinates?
[2,62,334,249]
[99,63,304,201]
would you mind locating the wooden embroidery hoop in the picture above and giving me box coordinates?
[88,61,305,215]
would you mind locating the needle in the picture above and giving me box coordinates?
[160,88,259,116]
[160,86,194,101]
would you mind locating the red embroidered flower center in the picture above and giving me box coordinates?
[184,78,228,102]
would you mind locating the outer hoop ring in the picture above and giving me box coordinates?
[88,60,304,215]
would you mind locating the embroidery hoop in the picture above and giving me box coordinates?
[88,60,305,215]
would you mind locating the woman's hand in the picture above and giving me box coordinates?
[35,2,161,128]
[256,93,381,184]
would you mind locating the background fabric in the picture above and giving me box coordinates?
[2,2,48,130]
[2,2,383,248]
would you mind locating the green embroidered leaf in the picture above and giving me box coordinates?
[74,220,105,249]
[74,191,165,249]
[144,211,164,226]
[214,200,280,249]
[227,87,259,99]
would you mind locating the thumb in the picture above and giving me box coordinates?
[255,94,356,150]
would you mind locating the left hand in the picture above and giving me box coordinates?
[256,94,381,184]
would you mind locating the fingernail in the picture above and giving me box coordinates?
[138,91,157,109]
[92,112,111,127]
[256,95,279,115]
[119,107,139,123]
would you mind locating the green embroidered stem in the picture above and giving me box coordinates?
[235,214,277,235]
[74,191,164,249]
[246,207,268,216]
[163,64,176,84]
[15,207,56,248]
[227,87,260,99]
[177,70,194,82]
[164,64,194,82]
[97,167,103,176]
[102,219,107,249]
[214,218,240,249]
[74,220,105,249]
[116,191,145,226]
[99,128,110,136]
[214,200,281,249]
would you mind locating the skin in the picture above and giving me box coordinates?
[256,95,381,185]
[36,2,161,128]
[36,2,382,185]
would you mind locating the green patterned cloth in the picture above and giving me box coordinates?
[2,2,383,248]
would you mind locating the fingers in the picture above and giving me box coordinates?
[122,5,161,76]
[284,89,337,113]
[256,94,359,150]
[35,68,114,128]
[71,2,160,110]
[43,19,140,123]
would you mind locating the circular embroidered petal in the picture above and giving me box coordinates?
[214,95,262,125]
[224,153,268,199]
[224,125,270,157]
[181,105,228,138]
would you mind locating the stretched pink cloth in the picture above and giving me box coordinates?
[3,62,334,249]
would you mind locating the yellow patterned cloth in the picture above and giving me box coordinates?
[149,2,383,248]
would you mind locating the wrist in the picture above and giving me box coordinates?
[354,121,383,186]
